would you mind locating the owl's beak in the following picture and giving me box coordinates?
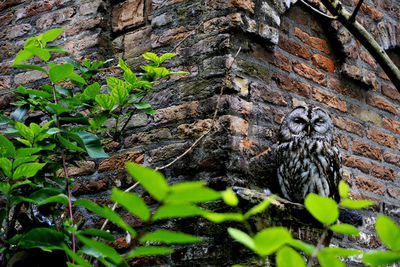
[307,124,311,135]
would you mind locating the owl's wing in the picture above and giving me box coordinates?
[327,145,342,203]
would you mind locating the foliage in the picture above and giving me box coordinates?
[0,28,187,266]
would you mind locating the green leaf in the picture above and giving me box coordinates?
[305,193,339,225]
[79,229,115,242]
[375,214,400,250]
[330,224,359,235]
[140,230,201,244]
[110,86,128,105]
[153,67,169,78]
[203,212,244,223]
[57,134,85,153]
[49,63,74,83]
[62,245,92,267]
[317,251,344,267]
[77,235,123,264]
[287,239,314,256]
[11,64,48,74]
[69,72,87,85]
[26,89,53,98]
[13,49,34,64]
[13,162,46,179]
[276,246,306,267]
[13,155,39,169]
[37,194,69,206]
[0,134,15,157]
[75,198,136,237]
[16,147,42,157]
[18,228,64,251]
[75,131,108,158]
[320,247,361,257]
[164,186,221,204]
[11,104,29,122]
[228,228,255,251]
[126,163,168,202]
[221,188,239,206]
[0,158,12,178]
[46,46,70,53]
[362,251,400,267]
[25,47,50,62]
[15,121,34,143]
[153,204,204,220]
[111,187,150,222]
[10,180,32,191]
[82,82,100,100]
[159,53,176,63]
[29,188,62,203]
[340,199,374,209]
[134,102,151,110]
[37,28,64,45]
[142,52,160,64]
[253,227,292,257]
[95,94,115,111]
[0,210,6,226]
[127,246,173,258]
[338,180,348,199]
[244,198,272,219]
[46,103,71,115]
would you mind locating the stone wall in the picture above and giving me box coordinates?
[0,0,400,265]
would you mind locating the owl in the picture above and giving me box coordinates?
[276,105,341,203]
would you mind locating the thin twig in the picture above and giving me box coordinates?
[300,0,338,20]
[350,0,363,22]
[307,226,329,267]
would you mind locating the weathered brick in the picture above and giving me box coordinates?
[250,43,289,72]
[231,0,255,13]
[149,142,188,163]
[330,78,361,100]
[177,119,213,138]
[278,37,309,59]
[354,176,385,195]
[312,88,347,112]
[112,0,144,32]
[351,140,381,160]
[125,26,152,58]
[0,61,12,74]
[311,54,334,74]
[293,27,330,54]
[366,127,396,149]
[64,18,101,37]
[221,95,252,116]
[16,0,53,20]
[232,77,248,96]
[381,84,400,103]
[348,192,380,211]
[217,115,249,136]
[344,45,358,59]
[361,68,378,90]
[125,128,172,147]
[8,24,32,40]
[0,0,26,12]
[152,0,185,11]
[338,29,352,45]
[342,154,371,173]
[382,117,400,135]
[0,77,11,91]
[77,34,99,50]
[72,177,109,196]
[0,44,12,59]
[272,74,310,97]
[334,133,348,150]
[79,0,102,16]
[0,94,15,109]
[0,13,12,27]
[153,101,199,124]
[383,151,400,167]
[57,161,96,177]
[360,51,377,69]
[332,116,363,136]
[366,95,396,114]
[14,70,48,85]
[341,63,360,80]
[387,187,400,201]
[370,164,396,181]
[350,105,381,126]
[354,0,384,21]
[151,12,173,28]
[98,151,144,173]
[36,7,75,30]
[151,26,192,48]
[250,82,287,106]
[292,60,327,86]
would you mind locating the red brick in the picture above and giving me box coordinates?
[360,51,377,69]
[329,78,361,100]
[72,177,108,196]
[382,117,400,135]
[354,0,384,21]
[354,176,385,195]
[312,88,347,112]
[381,84,400,103]
[16,0,53,20]
[0,13,12,27]
[349,192,380,211]
[272,74,310,97]
[311,54,335,74]
[366,95,396,114]
[332,116,363,136]
[351,140,381,160]
[151,26,193,48]
[250,43,289,72]
[334,133,348,150]
[383,151,400,167]
[344,45,358,59]
[366,128,396,149]
[231,0,255,13]
[98,151,144,173]
[278,37,309,59]
[217,115,249,136]
[370,164,396,181]
[292,60,327,86]
[112,0,144,32]
[250,82,287,106]
[293,27,330,54]
[342,154,371,173]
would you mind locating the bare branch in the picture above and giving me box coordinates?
[349,0,363,22]
[300,0,338,20]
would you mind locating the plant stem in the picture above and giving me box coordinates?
[63,153,75,255]
[307,226,329,267]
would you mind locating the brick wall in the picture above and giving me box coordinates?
[0,0,400,265]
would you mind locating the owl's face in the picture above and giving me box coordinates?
[279,105,333,142]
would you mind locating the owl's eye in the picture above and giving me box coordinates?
[315,118,325,125]
[293,117,306,124]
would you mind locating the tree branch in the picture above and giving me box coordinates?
[300,0,337,20]
[349,0,363,22]
[320,0,400,91]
